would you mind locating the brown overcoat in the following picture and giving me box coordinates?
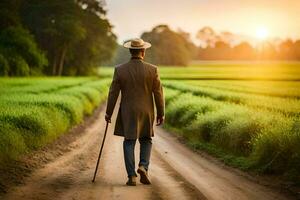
[106,58,165,140]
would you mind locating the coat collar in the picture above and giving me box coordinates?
[131,56,143,60]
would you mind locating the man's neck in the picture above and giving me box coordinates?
[131,56,143,60]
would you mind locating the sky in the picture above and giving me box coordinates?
[105,0,300,44]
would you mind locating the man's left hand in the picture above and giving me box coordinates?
[105,114,111,123]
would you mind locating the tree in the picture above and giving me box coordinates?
[279,39,294,60]
[0,0,22,30]
[196,26,216,47]
[141,25,195,66]
[214,41,232,59]
[76,0,107,16]
[110,45,130,66]
[219,31,236,46]
[64,7,117,75]
[21,0,86,75]
[0,54,9,76]
[21,0,116,76]
[0,27,48,76]
[294,40,300,60]
[177,29,198,60]
[233,42,255,60]
[0,0,48,76]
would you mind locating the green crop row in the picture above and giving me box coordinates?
[99,63,300,81]
[164,87,300,178]
[163,81,300,117]
[0,78,109,163]
[184,80,300,99]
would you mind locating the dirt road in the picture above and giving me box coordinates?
[2,106,293,200]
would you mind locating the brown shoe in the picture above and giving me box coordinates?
[137,166,151,185]
[126,176,137,186]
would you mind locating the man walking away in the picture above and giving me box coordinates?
[105,38,165,186]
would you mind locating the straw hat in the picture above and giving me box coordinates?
[123,38,151,49]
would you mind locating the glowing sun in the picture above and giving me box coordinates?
[255,27,269,40]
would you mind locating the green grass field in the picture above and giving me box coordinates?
[1,62,300,179]
[99,62,300,80]
[0,77,109,163]
[154,62,300,179]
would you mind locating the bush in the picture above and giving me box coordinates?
[0,26,48,76]
[7,55,30,76]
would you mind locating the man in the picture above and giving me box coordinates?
[105,38,165,186]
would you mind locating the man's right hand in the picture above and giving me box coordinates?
[105,114,111,123]
[156,116,164,126]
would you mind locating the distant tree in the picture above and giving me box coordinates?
[279,39,294,60]
[219,31,236,46]
[233,42,255,60]
[294,40,300,60]
[141,25,195,66]
[214,41,232,59]
[260,42,278,60]
[196,26,216,47]
[177,29,198,60]
[110,45,130,65]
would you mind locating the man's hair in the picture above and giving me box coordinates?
[129,48,144,57]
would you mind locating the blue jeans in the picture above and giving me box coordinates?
[123,137,152,177]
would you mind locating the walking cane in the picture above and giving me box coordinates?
[92,121,109,182]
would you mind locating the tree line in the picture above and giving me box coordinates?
[196,26,300,61]
[112,25,300,66]
[112,25,196,66]
[1,2,300,76]
[0,0,117,76]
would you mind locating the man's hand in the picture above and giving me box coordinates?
[105,114,111,123]
[156,116,164,126]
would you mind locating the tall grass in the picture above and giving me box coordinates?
[185,80,300,98]
[164,81,300,117]
[0,78,109,163]
[164,89,300,177]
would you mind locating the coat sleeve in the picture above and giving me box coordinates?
[106,68,121,117]
[153,67,165,117]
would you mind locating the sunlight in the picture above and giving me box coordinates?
[255,26,269,40]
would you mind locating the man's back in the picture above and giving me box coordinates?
[117,59,157,111]
[106,58,164,140]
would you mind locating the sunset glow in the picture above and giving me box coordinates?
[106,0,300,43]
[255,27,269,40]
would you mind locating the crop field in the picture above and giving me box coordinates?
[100,62,300,81]
[1,62,300,178]
[160,63,300,178]
[0,77,109,163]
